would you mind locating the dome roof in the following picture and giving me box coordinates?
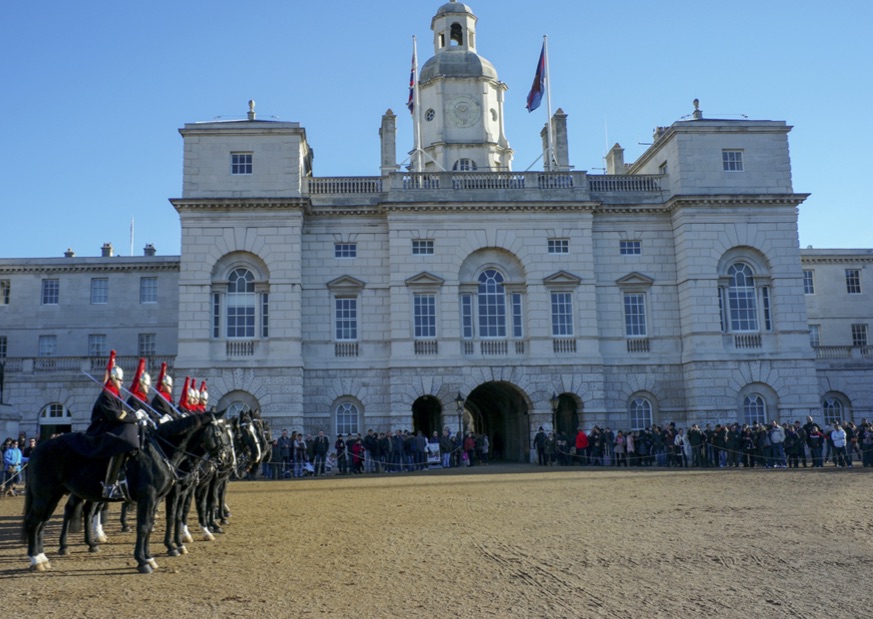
[435,1,473,16]
[420,49,497,81]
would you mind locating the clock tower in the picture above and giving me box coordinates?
[416,1,513,171]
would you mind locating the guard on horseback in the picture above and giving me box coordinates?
[86,351,143,499]
[151,362,178,420]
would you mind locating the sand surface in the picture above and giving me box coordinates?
[1,464,870,618]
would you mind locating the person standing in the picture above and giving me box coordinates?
[335,434,348,475]
[574,428,589,466]
[769,421,787,468]
[21,437,36,487]
[533,427,547,465]
[3,439,22,494]
[313,431,329,476]
[830,422,849,467]
[807,425,824,467]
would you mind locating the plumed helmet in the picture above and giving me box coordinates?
[141,371,151,389]
[199,381,208,404]
[110,365,124,382]
[162,374,173,389]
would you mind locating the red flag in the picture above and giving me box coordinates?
[526,43,546,112]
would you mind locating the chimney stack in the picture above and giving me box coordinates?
[143,243,156,257]
[64,248,75,258]
[101,242,114,257]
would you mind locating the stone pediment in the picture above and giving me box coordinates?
[542,270,582,287]
[616,272,654,288]
[326,275,366,291]
[405,272,445,287]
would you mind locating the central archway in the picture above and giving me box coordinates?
[462,382,530,462]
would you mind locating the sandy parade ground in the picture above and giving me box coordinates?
[0,464,871,618]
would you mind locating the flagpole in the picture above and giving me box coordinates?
[410,36,423,173]
[543,35,554,172]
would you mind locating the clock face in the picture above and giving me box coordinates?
[446,95,481,128]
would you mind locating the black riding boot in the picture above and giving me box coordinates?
[102,453,128,500]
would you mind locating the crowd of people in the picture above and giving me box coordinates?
[2,434,36,496]
[261,427,497,479]
[532,416,873,469]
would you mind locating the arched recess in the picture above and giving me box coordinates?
[551,392,581,438]
[38,402,72,441]
[412,395,442,438]
[822,391,852,425]
[216,390,261,417]
[455,381,531,462]
[736,383,779,425]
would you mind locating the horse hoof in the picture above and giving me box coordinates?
[96,534,109,544]
[121,526,131,533]
[212,526,224,534]
[137,563,154,574]
[147,557,159,570]
[167,548,180,557]
[182,533,194,544]
[88,546,101,553]
[219,519,229,525]
[58,548,69,556]
[179,545,188,555]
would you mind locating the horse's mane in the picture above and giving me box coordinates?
[155,412,206,439]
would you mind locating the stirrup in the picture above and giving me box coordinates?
[102,479,128,500]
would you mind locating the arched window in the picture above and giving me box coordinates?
[211,255,270,346]
[629,398,653,430]
[718,254,773,335]
[727,263,758,332]
[478,269,507,338]
[452,158,477,171]
[227,268,256,338]
[336,402,360,436]
[450,23,463,46]
[822,397,844,426]
[743,395,767,426]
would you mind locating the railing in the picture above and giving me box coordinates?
[400,171,583,192]
[306,177,383,194]
[34,357,82,372]
[414,340,439,356]
[588,175,662,192]
[814,345,873,360]
[226,341,256,357]
[460,340,527,357]
[627,338,650,353]
[335,342,359,357]
[734,333,762,349]
[0,358,23,372]
[553,339,576,354]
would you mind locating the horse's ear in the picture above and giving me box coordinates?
[213,408,228,420]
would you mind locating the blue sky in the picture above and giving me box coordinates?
[2,0,870,258]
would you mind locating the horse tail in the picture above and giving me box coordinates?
[69,499,85,534]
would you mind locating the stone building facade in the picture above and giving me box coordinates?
[1,2,870,459]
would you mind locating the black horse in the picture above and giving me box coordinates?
[23,413,208,573]
[163,414,234,555]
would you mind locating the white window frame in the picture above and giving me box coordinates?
[550,292,574,337]
[851,324,868,347]
[629,397,653,431]
[90,278,108,305]
[722,149,744,172]
[335,297,358,341]
[334,243,357,259]
[231,152,252,175]
[623,292,648,337]
[809,324,821,348]
[413,293,437,339]
[620,240,641,255]
[41,279,59,305]
[548,239,569,254]
[743,394,766,426]
[335,401,360,436]
[140,277,158,304]
[412,240,434,255]
[802,270,815,295]
[138,333,156,357]
[38,334,57,357]
[846,269,861,294]
[0,280,9,305]
[88,334,107,358]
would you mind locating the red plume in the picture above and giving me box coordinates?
[179,376,191,410]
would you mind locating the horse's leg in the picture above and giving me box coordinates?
[134,495,159,574]
[195,481,215,541]
[208,478,224,534]
[179,485,195,544]
[92,502,109,544]
[120,501,132,533]
[163,489,180,557]
[26,488,65,571]
[58,495,81,556]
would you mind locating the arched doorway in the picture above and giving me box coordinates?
[457,382,530,462]
[553,393,580,438]
[38,403,72,440]
[412,395,442,437]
